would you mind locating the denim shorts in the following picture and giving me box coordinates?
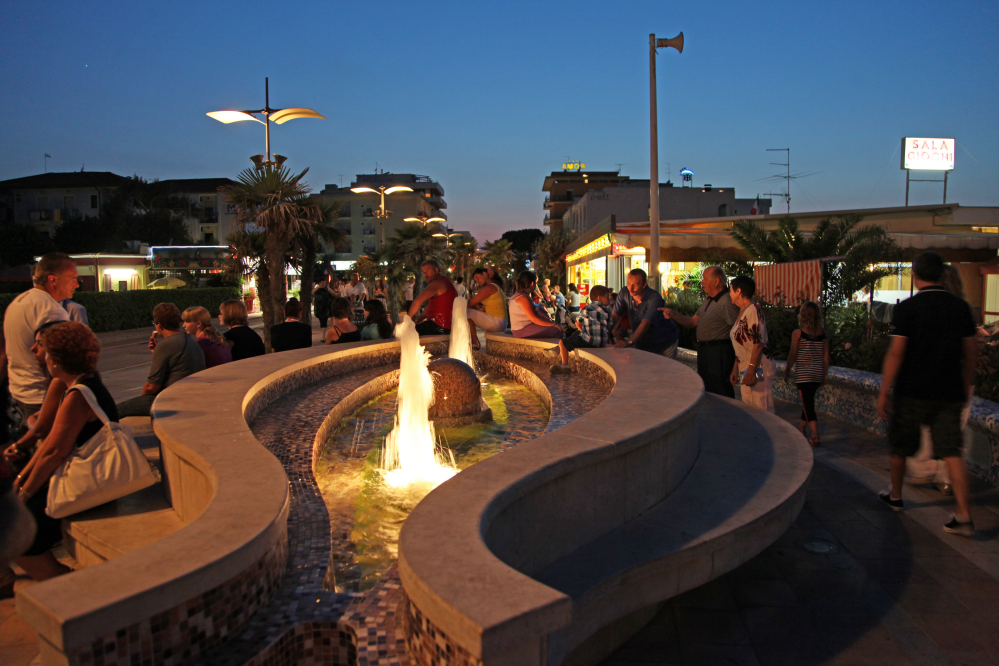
[889,396,964,459]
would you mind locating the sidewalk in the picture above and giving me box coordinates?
[600,400,999,666]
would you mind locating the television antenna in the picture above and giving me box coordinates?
[757,148,821,214]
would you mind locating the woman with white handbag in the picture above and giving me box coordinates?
[11,322,137,581]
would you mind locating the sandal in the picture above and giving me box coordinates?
[808,435,820,448]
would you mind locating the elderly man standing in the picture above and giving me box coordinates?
[3,253,75,433]
[408,259,458,336]
[611,268,678,357]
[661,266,740,398]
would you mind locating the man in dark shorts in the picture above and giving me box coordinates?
[661,266,740,397]
[876,252,977,536]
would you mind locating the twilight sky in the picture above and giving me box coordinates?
[2,1,997,242]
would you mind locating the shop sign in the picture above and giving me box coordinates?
[611,243,644,256]
[901,137,955,171]
[562,161,586,170]
[566,234,611,262]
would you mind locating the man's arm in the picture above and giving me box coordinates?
[615,319,651,348]
[661,308,698,328]
[407,281,445,319]
[876,336,907,419]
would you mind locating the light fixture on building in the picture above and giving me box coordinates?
[350,184,415,244]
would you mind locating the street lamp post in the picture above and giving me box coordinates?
[351,185,415,245]
[648,32,683,292]
[404,212,446,227]
[207,77,325,169]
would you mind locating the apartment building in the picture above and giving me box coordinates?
[541,170,630,232]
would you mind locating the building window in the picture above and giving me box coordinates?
[362,224,375,236]
[64,195,75,209]
[36,196,48,209]
[90,194,98,209]
[336,221,352,234]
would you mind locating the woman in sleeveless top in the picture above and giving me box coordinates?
[466,267,508,349]
[325,296,361,344]
[510,271,563,340]
[784,301,829,447]
[12,322,118,581]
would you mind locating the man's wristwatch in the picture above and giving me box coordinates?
[18,487,31,501]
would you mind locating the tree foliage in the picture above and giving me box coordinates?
[729,215,909,307]
[501,228,545,257]
[531,228,577,289]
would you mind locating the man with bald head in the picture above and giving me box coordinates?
[661,266,740,397]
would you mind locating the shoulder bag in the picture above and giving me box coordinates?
[46,384,160,518]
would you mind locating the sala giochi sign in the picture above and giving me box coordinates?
[902,137,955,171]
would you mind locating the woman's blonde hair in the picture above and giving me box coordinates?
[183,306,226,345]
[797,301,823,336]
[219,299,248,326]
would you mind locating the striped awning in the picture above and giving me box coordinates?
[753,260,823,306]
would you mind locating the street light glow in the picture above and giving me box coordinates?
[206,111,264,124]
[351,187,378,194]
[385,186,414,195]
[269,108,326,124]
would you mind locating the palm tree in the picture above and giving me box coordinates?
[292,197,349,326]
[224,229,274,333]
[730,215,909,306]
[450,235,479,282]
[355,242,409,322]
[220,167,326,345]
[482,239,516,281]
[531,229,576,288]
[392,222,442,273]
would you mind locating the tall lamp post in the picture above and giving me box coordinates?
[351,184,415,245]
[404,212,446,227]
[648,32,683,292]
[207,77,325,169]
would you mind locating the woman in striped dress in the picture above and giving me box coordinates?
[785,301,830,447]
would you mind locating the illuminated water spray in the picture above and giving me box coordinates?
[380,315,457,488]
[448,296,476,373]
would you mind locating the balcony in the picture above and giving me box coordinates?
[337,205,351,218]
[362,225,376,236]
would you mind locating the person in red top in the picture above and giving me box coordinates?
[408,259,458,336]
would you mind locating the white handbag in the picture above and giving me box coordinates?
[46,384,160,519]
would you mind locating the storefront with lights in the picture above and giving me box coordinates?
[566,233,647,297]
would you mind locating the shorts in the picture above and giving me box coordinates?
[562,331,596,352]
[889,396,963,459]
[415,321,450,336]
[467,309,507,333]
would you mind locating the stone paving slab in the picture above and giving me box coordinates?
[600,400,999,666]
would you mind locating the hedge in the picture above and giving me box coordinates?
[0,287,241,333]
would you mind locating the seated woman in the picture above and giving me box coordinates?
[4,322,70,470]
[220,300,265,361]
[182,306,232,368]
[510,271,564,343]
[325,297,361,344]
[12,321,118,581]
[361,299,394,340]
[466,267,508,349]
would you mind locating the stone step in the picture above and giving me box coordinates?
[61,417,183,568]
[534,394,812,665]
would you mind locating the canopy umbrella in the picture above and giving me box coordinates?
[148,277,187,289]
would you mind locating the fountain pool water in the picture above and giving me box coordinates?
[379,315,457,489]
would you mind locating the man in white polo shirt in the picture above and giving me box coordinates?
[4,253,77,427]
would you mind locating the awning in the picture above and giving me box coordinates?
[753,260,824,306]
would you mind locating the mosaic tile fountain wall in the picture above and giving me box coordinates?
[676,348,999,485]
[65,531,288,666]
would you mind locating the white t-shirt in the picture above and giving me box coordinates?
[403,283,414,300]
[4,288,70,404]
[729,303,777,377]
[455,283,468,298]
[345,282,367,302]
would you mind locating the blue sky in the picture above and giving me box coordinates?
[2,1,997,241]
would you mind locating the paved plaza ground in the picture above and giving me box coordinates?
[2,336,997,666]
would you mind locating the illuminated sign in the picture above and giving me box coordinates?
[562,161,586,170]
[566,234,611,262]
[611,243,644,256]
[901,137,955,171]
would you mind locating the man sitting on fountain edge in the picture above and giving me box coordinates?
[408,259,459,336]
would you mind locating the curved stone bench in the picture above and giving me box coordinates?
[398,334,812,665]
[16,337,446,666]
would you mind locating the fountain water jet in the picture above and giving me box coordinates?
[448,296,476,373]
[379,315,457,489]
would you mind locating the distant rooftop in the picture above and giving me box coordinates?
[152,178,236,193]
[0,171,130,190]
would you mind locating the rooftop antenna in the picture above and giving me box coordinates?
[615,163,623,173]
[44,153,51,173]
[766,148,790,213]
[339,174,343,188]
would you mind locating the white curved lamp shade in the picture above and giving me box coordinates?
[269,108,326,124]
[427,217,446,223]
[384,186,414,195]
[351,187,378,194]
[207,110,264,124]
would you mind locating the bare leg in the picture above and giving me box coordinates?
[15,552,67,581]
[799,420,807,435]
[558,340,569,365]
[889,454,906,500]
[944,457,972,522]
[467,318,480,349]
[807,420,820,440]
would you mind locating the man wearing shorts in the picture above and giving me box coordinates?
[876,252,977,536]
